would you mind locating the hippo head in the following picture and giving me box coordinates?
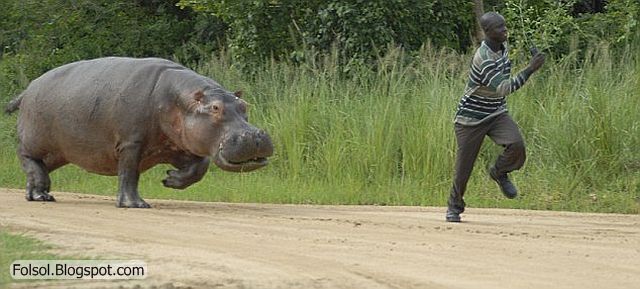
[169,88,274,172]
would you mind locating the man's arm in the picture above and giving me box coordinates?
[475,53,546,97]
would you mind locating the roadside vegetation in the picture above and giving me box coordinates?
[0,229,62,286]
[1,0,638,213]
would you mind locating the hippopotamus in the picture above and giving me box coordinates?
[5,57,274,208]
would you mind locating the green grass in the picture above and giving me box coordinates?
[1,43,639,213]
[0,229,61,286]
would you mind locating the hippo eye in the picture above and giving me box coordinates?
[212,104,220,113]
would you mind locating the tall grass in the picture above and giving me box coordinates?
[1,43,638,213]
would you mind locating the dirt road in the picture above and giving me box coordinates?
[1,189,639,289]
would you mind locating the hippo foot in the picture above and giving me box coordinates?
[162,170,191,190]
[116,196,151,208]
[26,191,56,202]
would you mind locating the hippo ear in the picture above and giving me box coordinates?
[234,90,243,98]
[194,90,205,102]
[179,90,206,113]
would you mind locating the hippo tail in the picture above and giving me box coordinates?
[4,94,23,114]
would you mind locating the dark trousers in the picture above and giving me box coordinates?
[448,113,526,213]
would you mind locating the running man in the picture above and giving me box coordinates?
[447,12,546,222]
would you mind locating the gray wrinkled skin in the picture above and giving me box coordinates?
[5,57,273,208]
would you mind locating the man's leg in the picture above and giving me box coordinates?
[487,113,526,198]
[448,122,489,221]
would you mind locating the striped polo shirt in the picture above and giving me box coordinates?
[455,41,532,126]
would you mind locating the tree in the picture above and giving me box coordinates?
[178,0,475,66]
[473,0,486,42]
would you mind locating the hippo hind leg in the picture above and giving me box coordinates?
[162,155,210,190]
[20,155,62,202]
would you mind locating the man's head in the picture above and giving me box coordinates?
[480,12,508,43]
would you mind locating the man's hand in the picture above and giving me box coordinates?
[527,53,546,74]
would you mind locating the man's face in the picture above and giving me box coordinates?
[485,16,508,43]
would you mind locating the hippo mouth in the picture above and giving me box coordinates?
[213,149,269,172]
[211,129,274,172]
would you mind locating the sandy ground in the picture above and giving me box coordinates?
[1,188,639,289]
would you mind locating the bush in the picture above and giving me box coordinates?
[0,0,226,94]
[501,0,639,59]
[178,0,475,67]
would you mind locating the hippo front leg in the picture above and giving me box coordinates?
[162,155,210,189]
[116,142,150,208]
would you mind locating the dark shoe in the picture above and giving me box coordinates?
[445,210,461,222]
[489,166,518,199]
[447,198,465,214]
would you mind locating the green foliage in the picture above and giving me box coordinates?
[0,0,226,95]
[176,0,638,69]
[503,0,577,57]
[573,0,639,45]
[177,0,475,68]
[299,0,475,68]
[1,0,637,82]
[501,0,640,59]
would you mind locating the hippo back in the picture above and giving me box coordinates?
[16,57,205,175]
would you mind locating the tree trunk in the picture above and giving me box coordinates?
[472,0,485,42]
